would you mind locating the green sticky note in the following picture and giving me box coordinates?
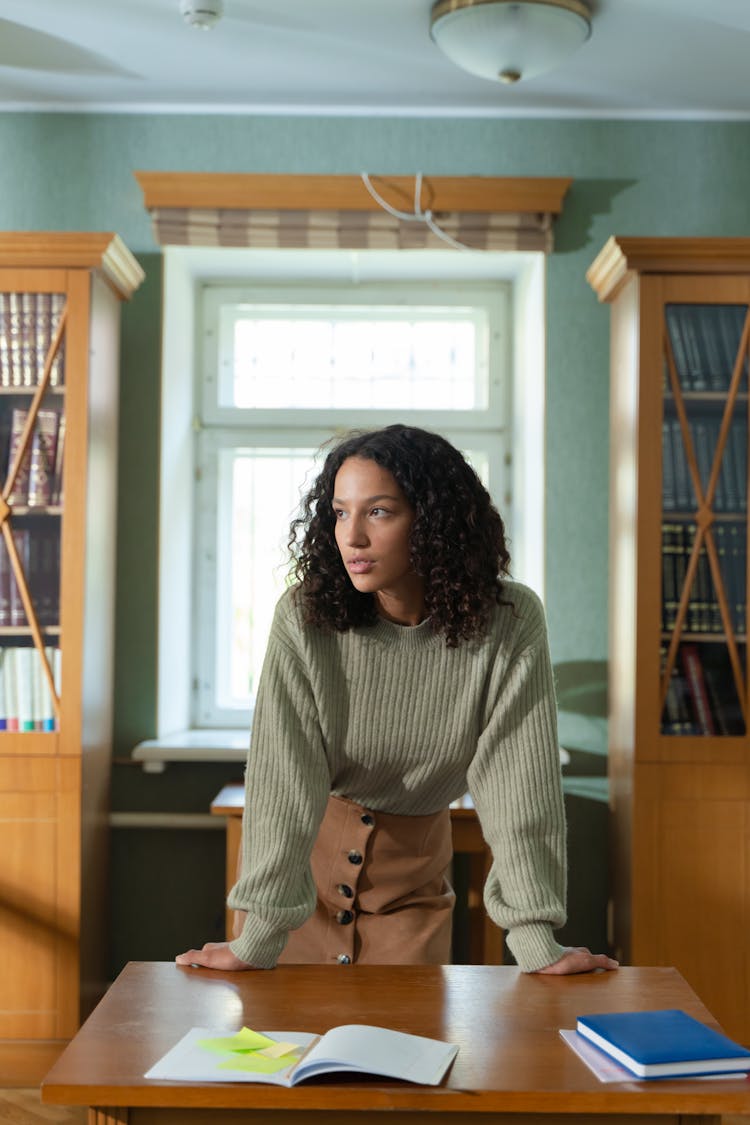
[218,1051,295,1075]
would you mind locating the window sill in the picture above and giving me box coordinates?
[132,729,249,773]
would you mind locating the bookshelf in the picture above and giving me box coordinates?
[0,234,143,1083]
[588,237,750,1044]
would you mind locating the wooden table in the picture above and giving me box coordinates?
[42,962,750,1124]
[211,783,502,964]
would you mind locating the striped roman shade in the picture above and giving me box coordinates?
[135,173,571,253]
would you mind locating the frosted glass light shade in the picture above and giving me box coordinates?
[430,0,591,84]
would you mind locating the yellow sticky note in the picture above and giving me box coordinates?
[257,1041,299,1059]
[197,1027,276,1056]
[230,1027,277,1051]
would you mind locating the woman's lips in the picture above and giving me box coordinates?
[348,558,374,574]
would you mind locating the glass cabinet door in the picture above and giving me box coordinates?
[0,288,65,732]
[660,302,747,736]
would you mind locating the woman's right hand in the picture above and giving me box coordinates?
[175,941,258,971]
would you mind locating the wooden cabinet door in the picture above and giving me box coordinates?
[632,762,750,1043]
[0,754,80,1039]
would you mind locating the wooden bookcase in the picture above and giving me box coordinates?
[0,234,143,1083]
[588,237,750,1044]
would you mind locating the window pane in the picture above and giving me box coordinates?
[220,304,487,411]
[215,446,318,711]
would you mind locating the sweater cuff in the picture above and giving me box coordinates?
[506,922,566,972]
[229,913,288,969]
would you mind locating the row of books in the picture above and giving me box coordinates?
[665,303,748,393]
[0,292,66,388]
[662,521,746,636]
[662,416,746,513]
[0,645,60,731]
[0,527,60,628]
[0,407,65,508]
[661,641,744,736]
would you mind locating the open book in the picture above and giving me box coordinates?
[145,1024,458,1087]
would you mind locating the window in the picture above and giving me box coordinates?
[153,247,545,750]
[194,281,511,727]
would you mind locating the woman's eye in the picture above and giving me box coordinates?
[370,507,388,517]
[333,509,346,520]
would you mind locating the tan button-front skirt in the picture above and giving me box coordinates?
[278,794,455,966]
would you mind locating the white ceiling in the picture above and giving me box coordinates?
[0,0,749,118]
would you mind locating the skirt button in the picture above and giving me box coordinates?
[347,850,363,865]
[337,953,352,965]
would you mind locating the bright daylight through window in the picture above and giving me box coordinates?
[193,281,511,727]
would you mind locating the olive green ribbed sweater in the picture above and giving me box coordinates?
[228,580,567,971]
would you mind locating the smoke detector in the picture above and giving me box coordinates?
[180,0,223,30]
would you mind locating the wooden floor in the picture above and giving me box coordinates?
[2,1089,749,1125]
[0,1090,86,1124]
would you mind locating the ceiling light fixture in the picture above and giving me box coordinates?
[430,0,591,85]
[179,0,223,31]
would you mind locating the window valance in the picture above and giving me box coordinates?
[134,173,571,253]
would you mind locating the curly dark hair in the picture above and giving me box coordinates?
[288,424,512,646]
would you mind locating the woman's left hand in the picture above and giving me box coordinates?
[535,946,619,975]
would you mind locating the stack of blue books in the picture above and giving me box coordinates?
[567,1008,750,1081]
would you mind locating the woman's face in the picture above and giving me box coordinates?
[332,456,424,620]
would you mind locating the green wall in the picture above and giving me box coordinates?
[2,112,748,969]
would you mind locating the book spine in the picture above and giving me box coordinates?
[9,529,29,627]
[681,643,716,735]
[671,420,692,510]
[31,527,58,627]
[43,645,57,730]
[717,306,743,381]
[51,413,66,505]
[49,294,66,387]
[661,644,698,735]
[34,292,52,386]
[696,306,726,391]
[661,522,679,632]
[679,307,708,391]
[0,537,10,628]
[0,293,11,388]
[15,647,34,732]
[7,294,23,388]
[692,419,711,505]
[4,647,18,732]
[665,306,690,388]
[0,650,6,732]
[6,407,30,507]
[19,293,36,388]
[731,419,747,513]
[27,410,59,508]
[662,421,676,511]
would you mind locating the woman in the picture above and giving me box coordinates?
[177,425,617,976]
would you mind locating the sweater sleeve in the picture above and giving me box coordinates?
[227,593,331,967]
[466,588,567,972]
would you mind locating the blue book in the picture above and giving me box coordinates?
[576,1009,750,1079]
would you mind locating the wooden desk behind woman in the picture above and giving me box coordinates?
[210,783,503,965]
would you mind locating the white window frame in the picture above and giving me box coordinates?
[149,247,546,756]
[194,280,512,727]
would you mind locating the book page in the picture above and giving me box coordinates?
[296,1024,458,1086]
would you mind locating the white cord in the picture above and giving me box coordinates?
[360,172,475,252]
